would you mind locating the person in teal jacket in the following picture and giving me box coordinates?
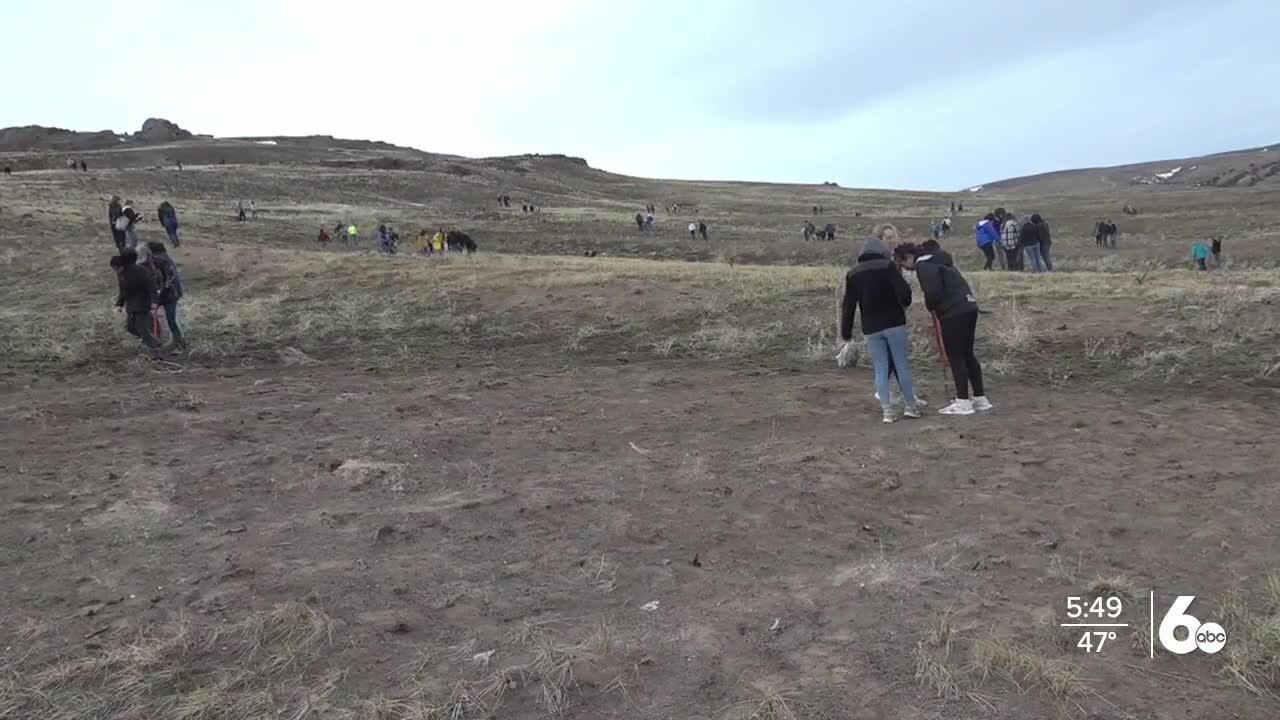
[1191,242,1211,271]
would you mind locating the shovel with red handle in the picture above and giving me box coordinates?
[932,313,953,401]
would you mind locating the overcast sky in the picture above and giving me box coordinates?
[6,0,1278,190]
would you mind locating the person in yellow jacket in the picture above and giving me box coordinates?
[432,227,446,254]
[347,224,359,245]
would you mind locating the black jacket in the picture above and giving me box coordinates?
[1020,220,1042,246]
[840,253,911,340]
[915,251,978,319]
[158,201,177,225]
[115,264,157,314]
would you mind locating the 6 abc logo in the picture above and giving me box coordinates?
[1158,595,1226,655]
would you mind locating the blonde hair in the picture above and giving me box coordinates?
[878,224,899,244]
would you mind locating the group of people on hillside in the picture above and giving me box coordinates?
[317,223,477,256]
[976,208,1053,272]
[1094,220,1119,247]
[109,197,183,252]
[803,220,837,241]
[106,196,188,353]
[688,221,709,240]
[1190,237,1224,271]
[838,225,991,422]
[236,200,258,222]
[929,217,953,239]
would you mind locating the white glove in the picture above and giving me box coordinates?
[835,341,858,368]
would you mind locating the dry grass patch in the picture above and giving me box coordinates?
[971,638,1083,703]
[1217,574,1280,697]
[2,602,339,720]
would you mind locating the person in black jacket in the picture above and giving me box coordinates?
[1021,214,1048,273]
[909,240,992,415]
[157,201,181,247]
[111,251,162,350]
[838,229,923,423]
[109,195,126,251]
[148,242,187,350]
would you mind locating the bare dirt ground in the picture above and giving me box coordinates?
[3,150,1280,719]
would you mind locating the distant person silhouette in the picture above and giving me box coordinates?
[698,221,708,240]
[636,213,645,231]
[80,160,87,172]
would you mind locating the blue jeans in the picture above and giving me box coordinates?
[162,300,184,340]
[1024,244,1046,273]
[1042,243,1055,271]
[865,325,916,412]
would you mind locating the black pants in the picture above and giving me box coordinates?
[980,244,995,270]
[1005,247,1023,271]
[126,311,162,348]
[112,229,126,252]
[939,310,984,400]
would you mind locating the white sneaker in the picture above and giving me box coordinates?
[882,410,897,424]
[874,389,905,404]
[903,406,922,419]
[939,399,975,416]
[973,396,994,412]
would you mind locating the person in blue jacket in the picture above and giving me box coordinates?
[975,213,1000,270]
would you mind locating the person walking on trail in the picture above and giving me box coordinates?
[250,200,258,221]
[1020,214,1049,273]
[157,201,181,247]
[837,228,924,424]
[688,222,697,240]
[824,223,836,241]
[635,213,645,231]
[432,228,447,254]
[376,225,392,254]
[1192,242,1211,271]
[147,242,187,350]
[698,221,708,240]
[1106,220,1118,247]
[910,239,992,416]
[1095,220,1107,248]
[237,201,247,222]
[975,214,999,270]
[112,250,162,351]
[1211,237,1223,266]
[109,196,127,251]
[317,227,330,244]
[803,220,817,241]
[1001,212,1023,271]
[347,224,359,245]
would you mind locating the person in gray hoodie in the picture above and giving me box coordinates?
[907,240,993,416]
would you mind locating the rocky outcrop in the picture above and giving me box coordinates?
[135,118,193,143]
